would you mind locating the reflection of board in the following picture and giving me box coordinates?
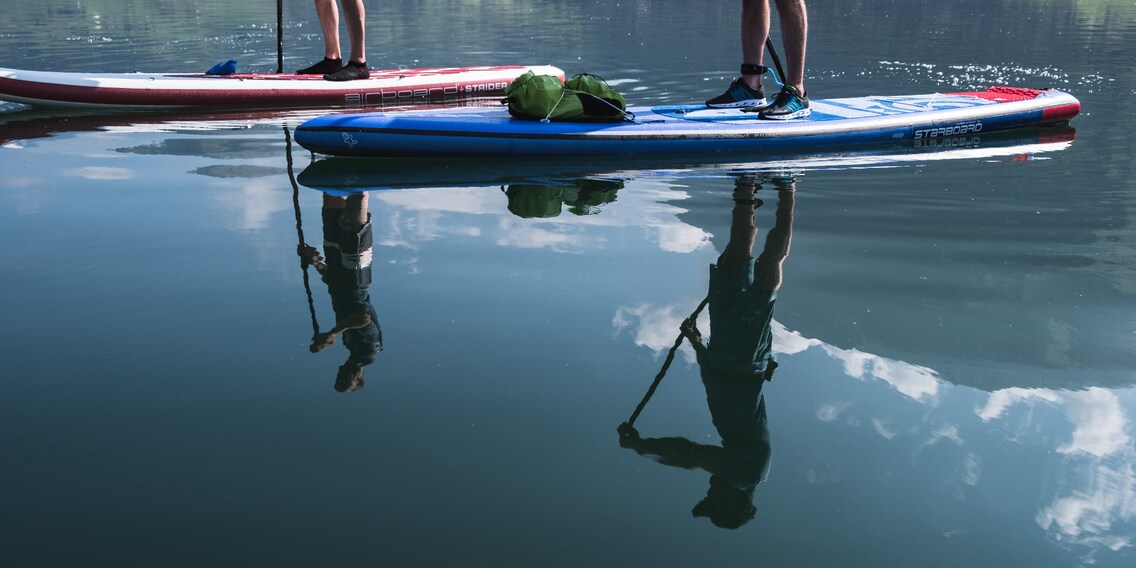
[0,65,563,109]
[294,87,1080,157]
[296,126,1077,195]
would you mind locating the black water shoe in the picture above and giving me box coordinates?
[707,78,766,109]
[296,57,342,75]
[324,61,370,82]
[760,85,811,120]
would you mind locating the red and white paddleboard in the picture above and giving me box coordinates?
[0,65,563,109]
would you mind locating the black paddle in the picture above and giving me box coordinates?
[276,0,284,74]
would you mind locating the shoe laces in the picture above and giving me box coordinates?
[772,86,800,106]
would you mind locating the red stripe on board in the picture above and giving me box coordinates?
[0,76,513,107]
[195,65,531,81]
[1042,102,1081,124]
[0,66,559,107]
[946,86,1044,102]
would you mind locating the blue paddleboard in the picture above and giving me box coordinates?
[296,125,1075,195]
[294,87,1080,158]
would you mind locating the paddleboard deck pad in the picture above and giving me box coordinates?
[294,86,1080,158]
[0,65,563,109]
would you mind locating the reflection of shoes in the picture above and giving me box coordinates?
[296,57,342,75]
[707,78,766,109]
[733,175,759,193]
[324,61,370,82]
[770,179,797,192]
[764,171,799,191]
[760,86,811,120]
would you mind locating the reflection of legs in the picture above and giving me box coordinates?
[753,179,795,291]
[341,192,369,229]
[321,193,369,229]
[723,176,759,266]
[311,193,373,352]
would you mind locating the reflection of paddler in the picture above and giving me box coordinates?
[502,178,623,218]
[687,174,794,380]
[299,192,383,392]
[619,174,795,529]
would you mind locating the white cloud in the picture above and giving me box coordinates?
[611,302,698,365]
[209,178,290,231]
[1037,458,1136,552]
[376,186,501,215]
[496,219,589,253]
[872,418,898,439]
[0,177,52,214]
[60,166,135,180]
[815,344,942,403]
[981,387,1136,555]
[963,452,981,486]
[1059,388,1132,458]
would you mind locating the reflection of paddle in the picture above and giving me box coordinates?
[285,126,321,336]
[623,297,709,428]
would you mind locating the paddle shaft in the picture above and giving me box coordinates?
[276,0,284,74]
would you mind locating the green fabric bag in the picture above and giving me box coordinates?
[505,72,630,122]
[504,71,583,121]
[564,74,627,120]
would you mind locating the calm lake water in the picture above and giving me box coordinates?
[2,1,1135,566]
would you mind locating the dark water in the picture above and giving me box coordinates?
[2,1,1134,566]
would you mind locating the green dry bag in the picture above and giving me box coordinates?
[504,71,583,121]
[564,74,627,121]
[505,72,629,122]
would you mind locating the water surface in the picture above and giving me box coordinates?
[1,1,1134,566]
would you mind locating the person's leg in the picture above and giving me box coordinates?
[773,0,807,93]
[323,0,369,80]
[316,0,342,60]
[706,0,771,109]
[340,0,366,65]
[761,0,809,119]
[740,0,771,92]
[297,0,343,74]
